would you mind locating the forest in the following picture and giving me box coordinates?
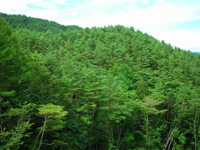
[0,13,200,150]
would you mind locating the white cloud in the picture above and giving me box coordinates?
[0,0,45,14]
[90,0,123,5]
[90,0,108,5]
[143,0,148,4]
[72,0,130,11]
[35,1,54,8]
[125,1,199,27]
[51,0,67,5]
[25,9,59,21]
[62,9,79,16]
[141,28,200,51]
[0,0,77,21]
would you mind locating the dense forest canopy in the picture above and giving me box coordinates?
[0,12,82,33]
[0,13,200,150]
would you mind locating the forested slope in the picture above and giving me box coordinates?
[0,12,82,33]
[0,15,200,150]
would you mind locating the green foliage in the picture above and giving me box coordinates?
[0,13,200,150]
[0,102,35,150]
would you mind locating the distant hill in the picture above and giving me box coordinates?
[0,12,82,33]
[191,51,200,54]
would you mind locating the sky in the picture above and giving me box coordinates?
[1,0,200,52]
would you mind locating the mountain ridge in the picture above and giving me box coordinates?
[0,12,82,33]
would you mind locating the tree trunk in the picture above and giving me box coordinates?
[91,92,95,129]
[146,114,150,150]
[38,116,47,150]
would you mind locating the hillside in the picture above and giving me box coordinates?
[0,12,82,33]
[0,15,200,150]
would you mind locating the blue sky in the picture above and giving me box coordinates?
[1,0,200,52]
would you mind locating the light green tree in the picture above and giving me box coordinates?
[140,97,166,150]
[33,103,68,150]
